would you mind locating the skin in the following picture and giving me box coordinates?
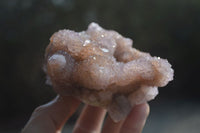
[22,95,149,133]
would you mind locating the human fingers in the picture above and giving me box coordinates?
[73,105,106,133]
[120,103,150,133]
[102,115,124,133]
[102,103,149,133]
[22,95,80,133]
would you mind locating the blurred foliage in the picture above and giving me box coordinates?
[0,0,200,130]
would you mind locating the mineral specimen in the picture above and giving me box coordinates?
[44,22,174,122]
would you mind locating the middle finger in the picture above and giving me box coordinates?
[73,105,106,133]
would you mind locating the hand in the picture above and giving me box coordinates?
[22,95,149,133]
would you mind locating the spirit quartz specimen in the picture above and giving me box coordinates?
[44,22,174,122]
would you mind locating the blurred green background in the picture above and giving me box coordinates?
[0,0,200,132]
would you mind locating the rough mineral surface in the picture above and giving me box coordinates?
[44,22,174,122]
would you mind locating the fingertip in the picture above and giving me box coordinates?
[102,115,124,133]
[73,105,106,133]
[120,103,150,133]
[139,103,150,118]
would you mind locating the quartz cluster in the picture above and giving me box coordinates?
[44,22,174,122]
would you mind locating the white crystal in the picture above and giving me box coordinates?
[48,54,66,68]
[93,56,96,60]
[100,47,109,52]
[83,39,91,46]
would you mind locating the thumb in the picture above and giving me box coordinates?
[22,95,80,133]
